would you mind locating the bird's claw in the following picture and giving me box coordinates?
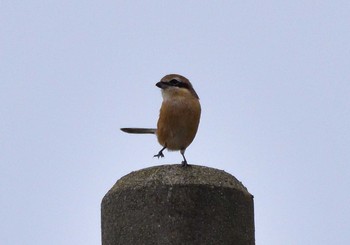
[153,152,164,159]
[181,160,189,167]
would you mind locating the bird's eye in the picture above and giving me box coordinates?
[169,79,180,85]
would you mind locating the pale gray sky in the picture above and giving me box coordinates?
[1,1,350,244]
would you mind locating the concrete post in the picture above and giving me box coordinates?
[101,164,254,245]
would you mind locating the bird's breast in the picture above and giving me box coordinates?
[156,98,201,151]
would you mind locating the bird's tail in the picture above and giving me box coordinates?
[120,128,156,134]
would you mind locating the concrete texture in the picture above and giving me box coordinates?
[101,164,255,245]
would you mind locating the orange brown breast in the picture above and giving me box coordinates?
[156,97,201,151]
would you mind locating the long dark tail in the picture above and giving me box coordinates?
[120,128,156,134]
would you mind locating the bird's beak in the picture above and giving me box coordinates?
[156,81,168,89]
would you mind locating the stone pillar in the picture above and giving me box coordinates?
[101,164,254,245]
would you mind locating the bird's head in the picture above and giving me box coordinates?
[156,74,199,100]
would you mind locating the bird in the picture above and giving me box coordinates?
[121,74,201,167]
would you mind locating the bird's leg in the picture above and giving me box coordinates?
[154,146,166,159]
[180,149,189,167]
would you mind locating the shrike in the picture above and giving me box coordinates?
[121,74,201,167]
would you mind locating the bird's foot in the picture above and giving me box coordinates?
[181,160,190,167]
[153,151,164,159]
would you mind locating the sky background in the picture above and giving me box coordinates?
[1,1,350,244]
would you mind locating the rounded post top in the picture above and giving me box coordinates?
[107,164,252,197]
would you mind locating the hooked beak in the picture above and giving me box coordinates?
[156,81,168,89]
